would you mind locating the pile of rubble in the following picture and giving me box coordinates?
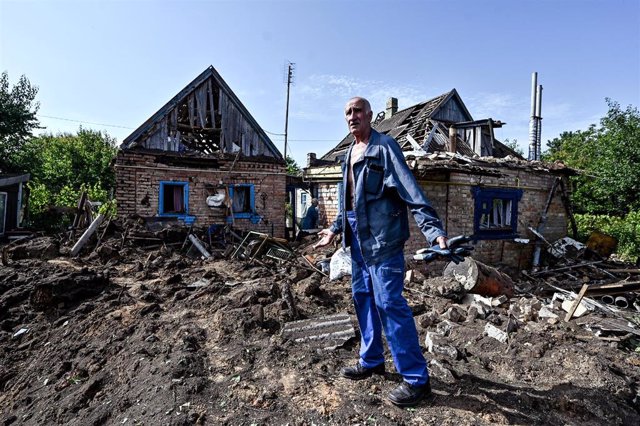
[0,220,639,425]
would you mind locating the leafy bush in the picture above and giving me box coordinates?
[18,128,117,230]
[575,212,640,261]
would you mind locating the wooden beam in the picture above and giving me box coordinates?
[584,281,640,296]
[604,268,640,274]
[71,214,105,257]
[177,123,222,132]
[564,284,589,322]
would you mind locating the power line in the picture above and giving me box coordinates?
[263,129,286,136]
[39,114,135,130]
[39,115,338,142]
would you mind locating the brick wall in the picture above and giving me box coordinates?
[115,151,287,237]
[316,182,340,228]
[315,167,569,269]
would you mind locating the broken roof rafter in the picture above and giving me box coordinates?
[322,89,473,162]
[122,66,283,162]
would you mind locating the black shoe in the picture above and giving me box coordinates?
[340,363,385,380]
[388,381,432,407]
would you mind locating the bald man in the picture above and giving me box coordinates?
[315,97,447,407]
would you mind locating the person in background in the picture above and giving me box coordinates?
[314,96,448,407]
[295,198,320,241]
[300,198,319,230]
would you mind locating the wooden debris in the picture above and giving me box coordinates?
[70,214,105,257]
[187,234,211,259]
[604,269,640,274]
[444,257,515,297]
[280,279,298,319]
[68,191,88,240]
[564,284,589,322]
[531,261,603,277]
[585,281,640,296]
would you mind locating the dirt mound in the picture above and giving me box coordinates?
[0,231,639,425]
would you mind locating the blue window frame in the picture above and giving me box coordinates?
[472,187,523,239]
[159,181,189,216]
[228,184,255,219]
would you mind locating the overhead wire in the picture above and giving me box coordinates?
[39,115,135,130]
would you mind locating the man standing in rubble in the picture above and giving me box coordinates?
[314,97,448,407]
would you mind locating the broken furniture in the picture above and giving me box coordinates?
[232,231,294,262]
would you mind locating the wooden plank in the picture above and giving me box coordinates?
[69,191,88,240]
[584,281,640,295]
[564,284,589,322]
[71,214,105,257]
[604,268,640,274]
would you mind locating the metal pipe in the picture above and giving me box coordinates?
[528,72,538,161]
[614,296,629,309]
[601,294,615,305]
[448,126,457,153]
[535,84,543,161]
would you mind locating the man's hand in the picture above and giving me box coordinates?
[313,229,336,249]
[436,236,448,249]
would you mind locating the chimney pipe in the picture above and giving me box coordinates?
[528,72,538,161]
[386,97,398,119]
[536,84,543,161]
[307,152,317,167]
[449,126,457,154]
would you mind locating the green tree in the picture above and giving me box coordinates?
[286,155,301,176]
[0,71,40,172]
[542,99,640,215]
[19,128,118,227]
[502,138,525,156]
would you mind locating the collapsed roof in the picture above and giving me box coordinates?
[319,89,521,164]
[121,66,283,162]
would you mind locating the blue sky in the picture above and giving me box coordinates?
[1,0,639,167]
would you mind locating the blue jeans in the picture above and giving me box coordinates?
[346,211,429,386]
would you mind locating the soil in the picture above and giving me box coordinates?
[1,224,639,425]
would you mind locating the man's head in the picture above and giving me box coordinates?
[311,198,318,207]
[344,97,373,142]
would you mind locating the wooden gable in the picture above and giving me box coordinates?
[431,91,473,123]
[122,66,283,161]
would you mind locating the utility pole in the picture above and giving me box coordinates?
[284,62,295,161]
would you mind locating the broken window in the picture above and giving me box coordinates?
[229,184,255,219]
[472,187,522,239]
[159,181,189,216]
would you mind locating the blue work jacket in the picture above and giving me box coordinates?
[329,129,446,265]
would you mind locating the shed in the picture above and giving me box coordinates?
[0,173,30,237]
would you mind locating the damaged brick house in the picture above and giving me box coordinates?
[115,66,286,236]
[304,90,576,268]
